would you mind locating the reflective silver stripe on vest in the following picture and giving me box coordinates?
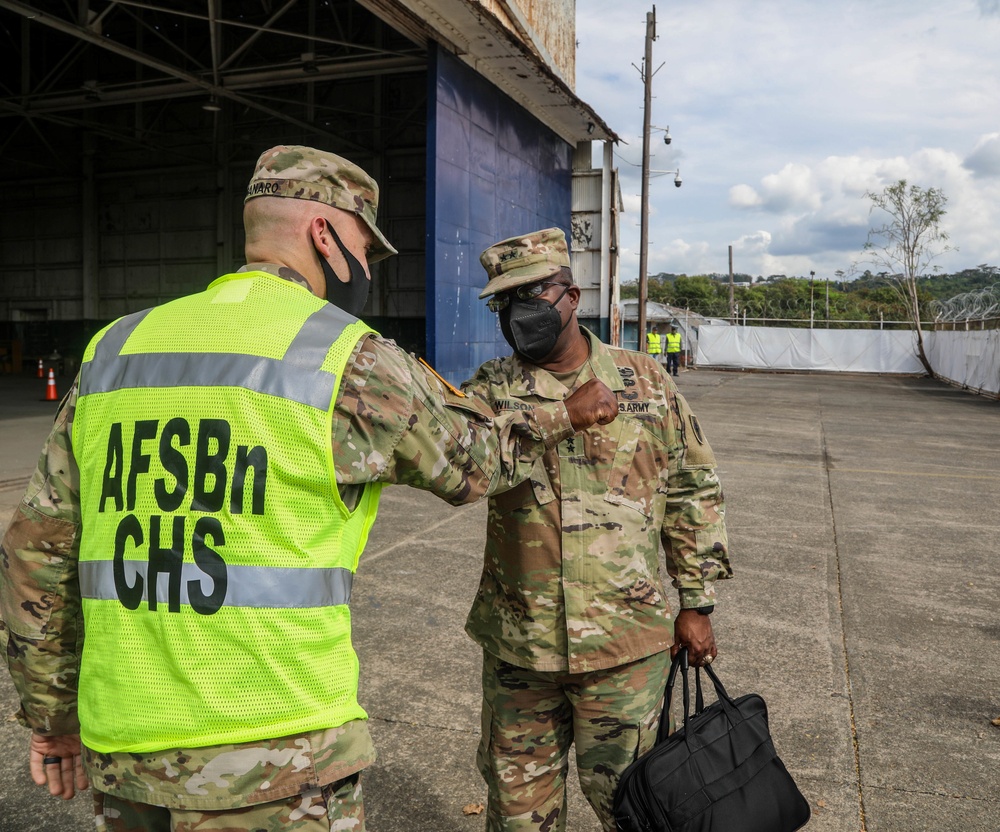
[80,301,359,410]
[79,560,354,608]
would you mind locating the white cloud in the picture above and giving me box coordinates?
[733,231,772,256]
[729,184,761,209]
[620,190,643,213]
[964,133,1000,178]
[648,238,713,276]
[740,163,820,214]
[576,0,1000,280]
[724,145,1000,276]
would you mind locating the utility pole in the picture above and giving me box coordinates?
[809,270,815,328]
[728,245,735,323]
[825,276,830,326]
[637,7,656,352]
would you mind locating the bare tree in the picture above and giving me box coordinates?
[862,179,955,374]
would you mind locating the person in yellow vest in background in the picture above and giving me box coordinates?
[0,145,619,831]
[646,326,662,360]
[665,324,682,377]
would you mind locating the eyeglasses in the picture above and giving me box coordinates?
[487,281,566,313]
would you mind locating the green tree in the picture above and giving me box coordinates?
[861,180,955,373]
[921,265,1000,299]
[672,275,727,315]
[646,275,675,305]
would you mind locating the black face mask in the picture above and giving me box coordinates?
[315,220,370,317]
[499,285,571,363]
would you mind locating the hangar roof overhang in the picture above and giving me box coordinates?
[0,0,617,155]
[357,0,618,144]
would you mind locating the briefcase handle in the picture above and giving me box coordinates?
[658,648,746,744]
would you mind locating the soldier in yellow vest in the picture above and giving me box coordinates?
[646,327,661,358]
[0,146,619,831]
[665,325,682,377]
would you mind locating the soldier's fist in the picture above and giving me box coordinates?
[565,378,618,431]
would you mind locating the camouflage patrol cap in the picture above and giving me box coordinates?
[478,227,571,299]
[245,145,397,262]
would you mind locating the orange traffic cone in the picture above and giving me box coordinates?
[44,368,59,402]
[37,358,44,378]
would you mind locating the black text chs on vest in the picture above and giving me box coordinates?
[99,418,268,615]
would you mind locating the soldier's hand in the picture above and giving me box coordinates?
[672,609,717,667]
[29,732,89,800]
[565,379,618,431]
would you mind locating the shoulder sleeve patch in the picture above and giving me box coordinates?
[683,413,716,468]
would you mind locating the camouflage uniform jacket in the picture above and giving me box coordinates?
[0,264,575,810]
[463,328,731,674]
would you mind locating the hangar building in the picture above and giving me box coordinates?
[0,0,622,383]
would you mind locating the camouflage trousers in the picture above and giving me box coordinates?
[477,650,670,832]
[93,773,364,831]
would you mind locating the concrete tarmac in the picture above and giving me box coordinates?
[0,368,998,831]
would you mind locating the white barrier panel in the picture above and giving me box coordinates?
[925,330,1000,396]
[696,326,925,374]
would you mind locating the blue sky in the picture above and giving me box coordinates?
[575,0,1000,282]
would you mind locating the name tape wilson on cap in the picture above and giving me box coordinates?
[245,144,397,262]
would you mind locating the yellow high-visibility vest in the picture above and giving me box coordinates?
[647,332,662,354]
[666,332,682,353]
[74,271,381,752]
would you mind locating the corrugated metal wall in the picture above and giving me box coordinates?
[426,46,573,383]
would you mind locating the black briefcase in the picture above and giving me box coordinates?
[613,650,811,832]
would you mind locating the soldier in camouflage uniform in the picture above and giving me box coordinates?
[0,148,619,831]
[462,228,732,832]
